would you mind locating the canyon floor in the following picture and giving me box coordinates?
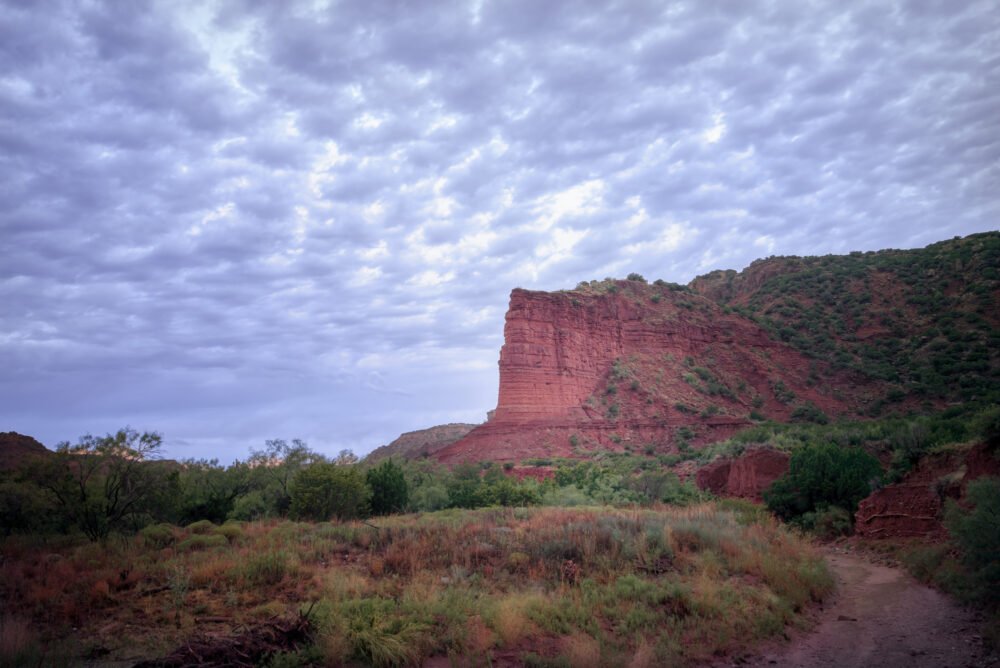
[720,548,996,668]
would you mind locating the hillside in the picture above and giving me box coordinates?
[365,423,477,462]
[690,232,1000,413]
[437,232,999,464]
[0,432,51,471]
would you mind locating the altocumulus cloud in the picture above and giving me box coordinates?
[1,0,997,461]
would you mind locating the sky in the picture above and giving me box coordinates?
[2,0,998,462]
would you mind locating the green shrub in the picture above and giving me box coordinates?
[176,533,228,552]
[213,522,244,543]
[140,523,176,548]
[800,505,852,539]
[791,403,829,425]
[338,598,430,666]
[186,519,216,534]
[290,464,369,521]
[945,477,1000,606]
[367,460,409,516]
[241,550,294,587]
[764,443,881,523]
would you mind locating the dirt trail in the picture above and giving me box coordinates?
[728,548,995,668]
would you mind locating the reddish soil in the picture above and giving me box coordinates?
[694,448,790,501]
[856,442,1000,539]
[723,548,995,668]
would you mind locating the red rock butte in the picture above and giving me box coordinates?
[436,281,860,464]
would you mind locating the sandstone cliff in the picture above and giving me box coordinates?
[436,280,859,464]
[694,448,791,501]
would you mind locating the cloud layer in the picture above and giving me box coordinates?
[2,0,997,460]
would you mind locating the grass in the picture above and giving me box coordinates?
[1,504,833,666]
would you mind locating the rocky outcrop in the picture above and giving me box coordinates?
[436,281,856,464]
[0,432,51,471]
[365,423,477,463]
[695,448,791,500]
[854,441,1000,539]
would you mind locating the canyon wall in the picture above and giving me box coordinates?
[436,281,855,464]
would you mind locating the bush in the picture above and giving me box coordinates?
[410,484,450,512]
[945,477,1000,606]
[290,464,369,521]
[140,523,176,548]
[186,519,216,534]
[176,533,228,552]
[241,550,295,587]
[800,505,852,539]
[764,443,882,524]
[214,522,244,543]
[367,460,409,516]
[791,403,829,425]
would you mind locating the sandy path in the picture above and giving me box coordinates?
[725,549,995,668]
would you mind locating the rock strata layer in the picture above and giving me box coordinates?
[855,441,999,539]
[437,282,856,464]
[694,448,791,500]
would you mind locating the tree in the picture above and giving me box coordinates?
[289,463,368,521]
[945,476,1000,606]
[176,458,251,524]
[30,428,172,540]
[366,459,408,515]
[446,463,484,508]
[764,442,882,523]
[248,439,325,516]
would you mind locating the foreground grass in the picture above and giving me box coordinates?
[1,503,832,666]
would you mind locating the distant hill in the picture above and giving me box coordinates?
[365,423,478,462]
[0,432,52,471]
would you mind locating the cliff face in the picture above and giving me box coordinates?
[854,441,999,539]
[695,448,791,501]
[436,281,858,464]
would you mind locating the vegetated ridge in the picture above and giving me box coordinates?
[364,423,477,463]
[436,232,999,464]
[0,431,51,471]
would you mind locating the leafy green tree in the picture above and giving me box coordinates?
[289,463,369,521]
[0,476,56,535]
[945,477,1000,606]
[764,442,882,523]
[248,439,325,516]
[446,462,484,508]
[176,459,251,524]
[366,459,409,515]
[30,428,172,540]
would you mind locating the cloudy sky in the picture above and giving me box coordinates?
[2,0,997,462]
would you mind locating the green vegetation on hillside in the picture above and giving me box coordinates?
[699,233,1000,412]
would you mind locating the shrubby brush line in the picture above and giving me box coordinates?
[0,504,834,666]
[2,431,708,540]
